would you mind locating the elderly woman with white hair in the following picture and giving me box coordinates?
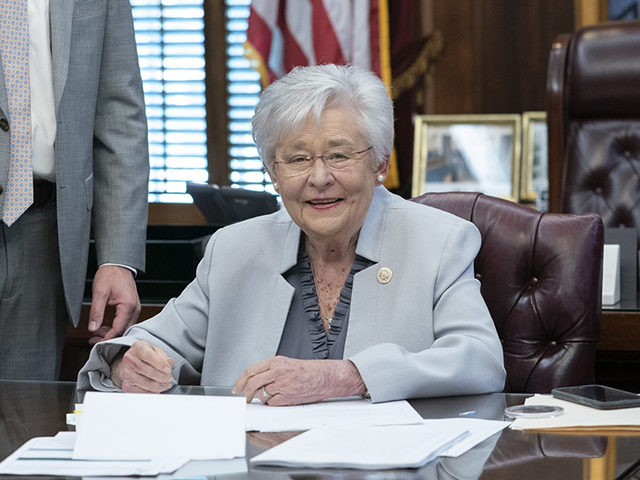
[78,64,505,404]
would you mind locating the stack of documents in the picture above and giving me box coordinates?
[0,392,247,477]
[251,418,509,469]
[74,391,246,460]
[0,433,188,476]
[0,393,510,474]
[251,424,468,469]
[510,394,640,432]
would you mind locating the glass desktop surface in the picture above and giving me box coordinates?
[0,380,639,480]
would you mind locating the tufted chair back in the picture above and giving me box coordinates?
[411,192,604,393]
[547,21,640,245]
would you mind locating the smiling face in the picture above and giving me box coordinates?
[271,107,388,246]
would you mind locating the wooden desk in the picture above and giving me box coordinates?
[600,296,640,351]
[1,381,639,479]
[597,295,640,392]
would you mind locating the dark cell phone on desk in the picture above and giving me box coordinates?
[551,384,640,410]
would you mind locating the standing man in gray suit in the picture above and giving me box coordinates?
[0,0,149,380]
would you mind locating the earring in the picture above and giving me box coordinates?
[377,175,385,183]
[272,181,279,191]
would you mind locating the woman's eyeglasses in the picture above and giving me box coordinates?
[274,146,372,177]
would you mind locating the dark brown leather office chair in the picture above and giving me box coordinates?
[547,21,640,244]
[411,192,604,393]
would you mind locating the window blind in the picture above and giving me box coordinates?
[225,0,272,193]
[131,0,208,203]
[131,0,268,203]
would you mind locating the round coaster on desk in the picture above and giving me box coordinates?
[504,404,564,419]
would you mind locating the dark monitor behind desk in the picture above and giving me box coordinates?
[187,182,279,226]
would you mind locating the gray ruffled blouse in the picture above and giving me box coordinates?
[275,235,373,360]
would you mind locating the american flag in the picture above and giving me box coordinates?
[245,0,399,188]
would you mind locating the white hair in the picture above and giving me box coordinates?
[252,64,394,173]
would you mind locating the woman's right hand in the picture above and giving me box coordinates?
[111,341,175,393]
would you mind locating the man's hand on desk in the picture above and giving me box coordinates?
[233,356,367,406]
[112,341,174,393]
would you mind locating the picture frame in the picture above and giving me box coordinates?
[412,114,521,200]
[608,0,640,19]
[574,0,609,27]
[574,0,639,25]
[520,111,548,206]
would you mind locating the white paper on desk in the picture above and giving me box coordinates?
[246,398,423,432]
[421,418,510,457]
[0,435,187,476]
[83,459,249,480]
[74,391,245,460]
[251,423,469,469]
[510,394,640,430]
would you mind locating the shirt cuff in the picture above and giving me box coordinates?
[98,263,137,277]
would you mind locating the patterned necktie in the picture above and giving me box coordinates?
[0,0,33,226]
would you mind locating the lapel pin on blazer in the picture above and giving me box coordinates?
[377,267,393,284]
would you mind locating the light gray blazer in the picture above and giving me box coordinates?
[78,187,506,402]
[0,0,149,326]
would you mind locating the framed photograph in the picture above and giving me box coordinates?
[520,112,548,206]
[412,114,521,200]
[574,0,609,27]
[609,0,640,19]
[574,0,639,27]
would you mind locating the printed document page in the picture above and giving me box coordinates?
[510,394,640,430]
[0,433,187,476]
[74,391,246,460]
[246,398,423,432]
[251,424,469,469]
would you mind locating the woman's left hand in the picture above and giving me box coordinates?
[233,356,366,406]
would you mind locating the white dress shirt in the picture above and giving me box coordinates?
[29,0,56,181]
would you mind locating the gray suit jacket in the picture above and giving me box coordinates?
[79,188,506,402]
[0,0,149,326]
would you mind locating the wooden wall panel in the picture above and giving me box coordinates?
[429,0,575,114]
[431,0,477,113]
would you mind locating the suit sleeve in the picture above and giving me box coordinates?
[77,230,219,390]
[91,0,149,271]
[349,220,506,403]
